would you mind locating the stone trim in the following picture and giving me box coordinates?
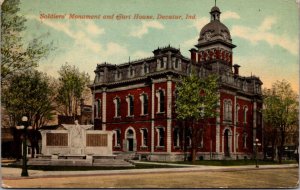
[102,89,107,131]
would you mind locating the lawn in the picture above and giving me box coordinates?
[153,159,297,166]
[3,163,185,171]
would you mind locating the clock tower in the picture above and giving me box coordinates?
[190,6,236,74]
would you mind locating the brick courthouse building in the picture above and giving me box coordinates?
[91,6,263,161]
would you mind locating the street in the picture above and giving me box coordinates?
[2,166,298,188]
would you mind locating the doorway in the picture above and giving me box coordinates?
[224,129,230,157]
[126,129,134,152]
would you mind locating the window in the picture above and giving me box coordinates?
[223,100,232,121]
[156,90,165,113]
[113,97,121,117]
[129,66,134,78]
[140,129,148,146]
[243,133,247,148]
[243,106,248,124]
[173,128,179,147]
[144,64,149,74]
[236,133,239,150]
[140,94,148,115]
[97,99,101,118]
[115,69,121,80]
[157,127,165,147]
[236,104,240,124]
[161,58,165,68]
[117,70,121,78]
[126,95,134,116]
[114,129,121,147]
[186,128,192,147]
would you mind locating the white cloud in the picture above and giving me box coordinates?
[84,21,105,36]
[258,17,276,31]
[131,50,152,59]
[103,42,128,59]
[231,16,298,55]
[28,14,129,78]
[191,17,210,32]
[222,11,240,20]
[130,20,164,38]
[27,15,104,53]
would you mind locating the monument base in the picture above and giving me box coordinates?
[26,155,134,167]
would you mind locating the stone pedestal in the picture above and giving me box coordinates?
[40,122,113,157]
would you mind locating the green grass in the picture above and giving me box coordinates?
[3,163,185,171]
[160,159,297,166]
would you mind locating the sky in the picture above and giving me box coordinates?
[18,0,299,92]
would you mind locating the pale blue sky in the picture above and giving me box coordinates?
[19,0,299,91]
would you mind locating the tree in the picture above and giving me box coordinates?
[263,80,298,163]
[1,0,52,84]
[2,70,56,157]
[56,63,90,117]
[175,72,219,161]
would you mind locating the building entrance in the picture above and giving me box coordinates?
[126,129,134,152]
[224,129,230,157]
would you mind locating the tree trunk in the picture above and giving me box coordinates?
[271,128,277,161]
[278,127,285,164]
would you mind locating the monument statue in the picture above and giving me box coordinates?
[63,120,93,154]
[40,120,113,157]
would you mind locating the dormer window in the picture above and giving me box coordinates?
[128,66,135,78]
[175,59,178,68]
[161,58,164,68]
[115,69,121,80]
[143,63,149,74]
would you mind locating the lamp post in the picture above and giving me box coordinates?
[253,138,261,168]
[16,116,32,177]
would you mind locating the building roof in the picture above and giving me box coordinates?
[198,6,233,45]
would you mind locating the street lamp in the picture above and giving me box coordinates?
[253,138,261,168]
[16,116,32,177]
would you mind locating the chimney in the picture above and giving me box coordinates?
[189,48,197,63]
[233,64,240,75]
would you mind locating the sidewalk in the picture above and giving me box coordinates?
[1,161,298,179]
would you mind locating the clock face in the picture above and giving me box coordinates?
[204,32,212,41]
[222,32,228,40]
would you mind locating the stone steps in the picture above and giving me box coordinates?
[24,157,134,167]
[92,159,134,167]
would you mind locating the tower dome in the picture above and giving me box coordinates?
[198,6,232,43]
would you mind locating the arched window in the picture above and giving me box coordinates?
[243,133,247,148]
[97,99,101,118]
[243,106,248,124]
[156,90,165,113]
[141,94,148,115]
[159,128,165,146]
[159,90,165,113]
[173,128,179,147]
[140,128,148,146]
[236,104,240,124]
[186,127,192,147]
[113,97,121,117]
[114,129,121,147]
[126,95,134,116]
[223,99,232,121]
